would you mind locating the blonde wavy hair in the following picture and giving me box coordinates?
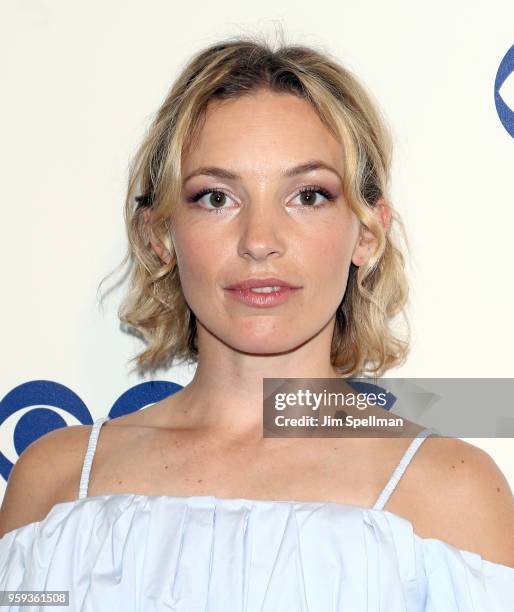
[99,32,411,378]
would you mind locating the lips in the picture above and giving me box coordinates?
[224,284,300,308]
[225,277,300,291]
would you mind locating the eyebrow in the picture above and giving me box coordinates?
[182,159,342,185]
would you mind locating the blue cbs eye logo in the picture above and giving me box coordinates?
[495,44,514,138]
[0,379,183,483]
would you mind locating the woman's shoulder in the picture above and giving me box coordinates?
[0,423,94,537]
[400,435,514,567]
[0,412,160,538]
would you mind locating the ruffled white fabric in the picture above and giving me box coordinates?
[0,492,513,611]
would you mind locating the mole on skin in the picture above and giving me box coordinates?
[452,460,502,492]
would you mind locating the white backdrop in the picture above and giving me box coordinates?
[1,0,513,498]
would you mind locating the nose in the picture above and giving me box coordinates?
[236,199,286,261]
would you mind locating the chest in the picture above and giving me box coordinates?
[87,429,391,507]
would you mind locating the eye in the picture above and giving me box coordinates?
[187,184,336,214]
[289,185,336,210]
[188,188,236,213]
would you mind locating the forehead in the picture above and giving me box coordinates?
[183,90,344,178]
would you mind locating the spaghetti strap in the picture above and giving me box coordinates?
[372,427,440,511]
[78,416,110,500]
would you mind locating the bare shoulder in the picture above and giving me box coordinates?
[406,436,514,567]
[0,423,93,538]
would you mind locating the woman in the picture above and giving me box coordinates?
[0,34,513,611]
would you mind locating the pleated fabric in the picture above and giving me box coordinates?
[0,492,513,611]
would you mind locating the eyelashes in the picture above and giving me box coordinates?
[186,184,337,214]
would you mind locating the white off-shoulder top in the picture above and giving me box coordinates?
[0,415,513,611]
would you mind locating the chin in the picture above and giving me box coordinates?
[226,332,306,356]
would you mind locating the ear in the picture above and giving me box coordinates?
[351,198,392,267]
[142,208,172,265]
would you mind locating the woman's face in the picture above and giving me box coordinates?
[149,89,377,357]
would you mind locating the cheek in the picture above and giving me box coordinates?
[172,230,222,295]
[172,231,233,330]
[303,229,354,275]
[296,226,355,311]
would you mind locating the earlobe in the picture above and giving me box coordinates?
[351,198,391,267]
[142,208,172,265]
[351,228,375,267]
[375,197,392,233]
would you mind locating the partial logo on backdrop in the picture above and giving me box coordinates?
[0,380,183,482]
[495,44,514,137]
